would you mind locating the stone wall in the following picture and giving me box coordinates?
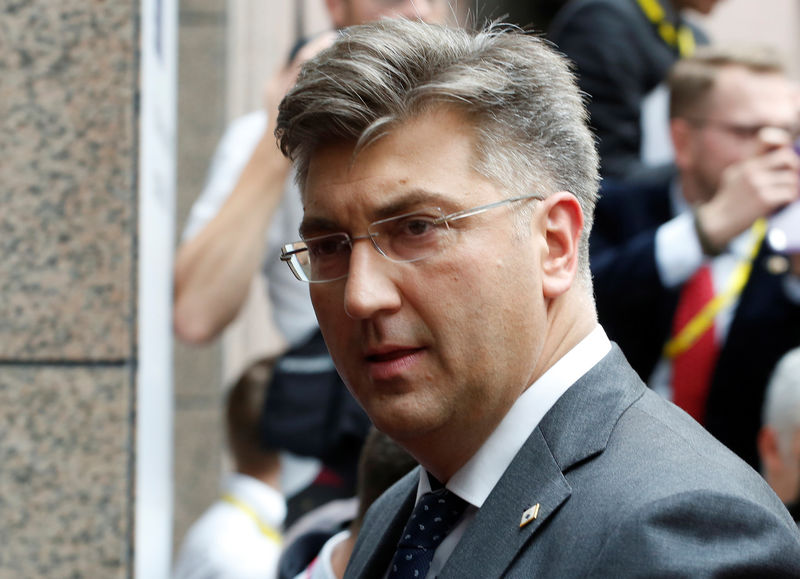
[0,2,138,577]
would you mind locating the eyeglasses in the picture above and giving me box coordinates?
[685,118,800,142]
[280,193,544,283]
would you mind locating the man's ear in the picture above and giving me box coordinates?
[670,117,693,171]
[538,191,583,299]
[758,426,783,475]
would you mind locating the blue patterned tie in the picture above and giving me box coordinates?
[388,485,467,579]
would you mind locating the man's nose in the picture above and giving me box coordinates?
[758,126,793,150]
[343,240,402,320]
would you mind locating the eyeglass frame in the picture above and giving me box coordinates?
[280,192,545,283]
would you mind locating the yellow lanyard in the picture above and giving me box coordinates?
[635,0,696,57]
[664,218,767,359]
[222,493,283,545]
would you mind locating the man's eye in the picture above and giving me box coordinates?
[398,217,437,237]
[734,126,761,139]
[309,238,347,258]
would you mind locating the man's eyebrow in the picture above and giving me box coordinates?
[298,216,339,239]
[299,189,458,238]
[370,190,454,221]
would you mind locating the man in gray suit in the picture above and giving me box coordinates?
[275,19,800,577]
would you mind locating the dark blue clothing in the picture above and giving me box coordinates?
[590,177,800,467]
[549,0,707,180]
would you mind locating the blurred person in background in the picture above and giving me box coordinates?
[591,44,800,469]
[173,361,285,579]
[549,0,721,181]
[758,347,800,525]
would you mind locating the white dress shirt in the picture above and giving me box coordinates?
[292,529,351,579]
[172,473,286,579]
[408,326,612,578]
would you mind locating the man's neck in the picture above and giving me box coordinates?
[236,462,281,492]
[533,292,598,383]
[678,174,710,207]
[330,531,356,579]
[405,293,599,483]
[403,423,499,484]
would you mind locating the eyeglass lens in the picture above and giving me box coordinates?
[296,209,449,282]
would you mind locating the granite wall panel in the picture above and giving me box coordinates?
[1,1,139,576]
[0,366,131,579]
[0,1,137,361]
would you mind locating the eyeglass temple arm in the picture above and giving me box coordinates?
[435,193,545,225]
[280,247,303,261]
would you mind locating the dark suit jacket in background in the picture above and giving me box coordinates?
[590,178,800,468]
[548,0,707,180]
[345,346,800,577]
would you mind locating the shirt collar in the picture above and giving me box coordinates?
[418,325,611,507]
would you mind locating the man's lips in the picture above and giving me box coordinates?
[365,347,423,363]
[364,346,426,381]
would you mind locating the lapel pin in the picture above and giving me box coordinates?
[765,255,790,275]
[519,503,540,528]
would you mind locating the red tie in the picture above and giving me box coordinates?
[671,265,719,423]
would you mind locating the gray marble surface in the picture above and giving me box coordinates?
[0,2,137,361]
[2,0,235,574]
[0,366,130,579]
[1,3,138,577]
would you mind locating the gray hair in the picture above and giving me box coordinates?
[276,19,599,287]
[763,348,800,459]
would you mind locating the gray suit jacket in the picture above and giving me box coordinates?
[345,346,800,577]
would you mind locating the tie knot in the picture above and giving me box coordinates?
[415,488,467,527]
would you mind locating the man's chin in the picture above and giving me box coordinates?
[368,407,442,447]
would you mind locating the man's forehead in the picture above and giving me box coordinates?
[708,68,792,112]
[343,0,449,24]
[299,119,500,234]
[713,67,788,96]
[301,139,362,202]
[301,144,482,226]
[304,108,479,184]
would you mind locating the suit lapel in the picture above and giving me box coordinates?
[538,345,645,468]
[440,427,571,578]
[345,468,418,579]
[441,346,645,577]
